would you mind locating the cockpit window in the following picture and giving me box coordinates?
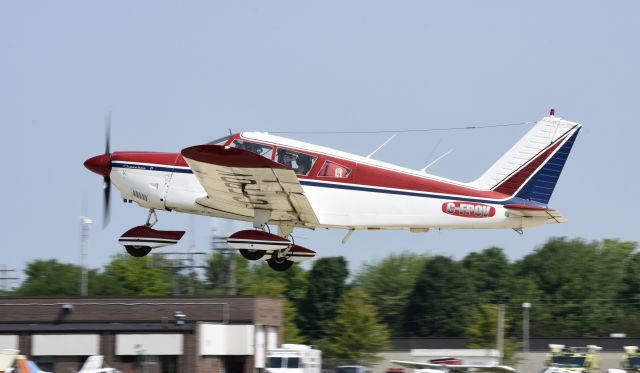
[551,356,586,367]
[231,139,274,159]
[268,357,282,368]
[276,148,317,176]
[317,160,351,178]
[208,135,232,145]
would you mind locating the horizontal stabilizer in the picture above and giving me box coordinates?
[504,204,567,223]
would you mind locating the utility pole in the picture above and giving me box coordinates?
[0,265,18,294]
[152,252,206,295]
[211,224,236,295]
[497,304,505,364]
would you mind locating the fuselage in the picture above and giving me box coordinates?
[107,132,548,231]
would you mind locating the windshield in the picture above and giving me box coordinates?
[268,357,283,368]
[287,357,300,368]
[231,139,274,159]
[551,356,586,367]
[208,135,232,145]
[628,357,640,368]
[336,368,359,373]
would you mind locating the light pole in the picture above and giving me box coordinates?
[522,302,531,353]
[497,304,505,364]
[522,301,531,371]
[79,216,92,296]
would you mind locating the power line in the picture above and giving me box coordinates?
[269,121,533,135]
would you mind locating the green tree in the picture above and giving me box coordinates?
[244,279,304,343]
[515,238,635,336]
[463,247,512,303]
[319,288,390,366]
[94,254,173,295]
[205,252,251,294]
[612,251,640,336]
[354,252,428,336]
[505,276,553,337]
[299,257,349,342]
[15,259,100,296]
[402,256,474,336]
[242,262,308,343]
[466,304,521,366]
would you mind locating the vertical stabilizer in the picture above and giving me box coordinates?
[472,112,581,204]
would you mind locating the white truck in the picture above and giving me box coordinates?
[266,344,322,373]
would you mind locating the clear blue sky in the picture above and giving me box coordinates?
[1,1,638,284]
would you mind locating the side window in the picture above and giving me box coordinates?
[231,139,273,159]
[317,160,351,178]
[276,148,317,176]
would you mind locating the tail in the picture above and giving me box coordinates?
[472,110,581,204]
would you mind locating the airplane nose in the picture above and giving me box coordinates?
[84,154,111,176]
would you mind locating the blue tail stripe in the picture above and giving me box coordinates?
[515,128,580,204]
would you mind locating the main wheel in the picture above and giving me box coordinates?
[267,255,294,271]
[125,245,152,257]
[239,249,266,261]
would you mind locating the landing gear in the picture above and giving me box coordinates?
[239,249,266,261]
[125,245,152,257]
[267,253,294,272]
[227,225,317,271]
[118,210,186,258]
[145,209,158,227]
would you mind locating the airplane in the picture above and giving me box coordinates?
[0,349,19,372]
[391,358,518,373]
[75,356,119,373]
[84,109,581,271]
[3,354,118,373]
[4,355,50,373]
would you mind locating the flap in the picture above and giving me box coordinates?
[181,145,319,226]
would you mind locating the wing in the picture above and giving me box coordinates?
[391,361,518,373]
[181,145,320,227]
[504,204,568,224]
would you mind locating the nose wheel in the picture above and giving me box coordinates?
[118,212,186,258]
[125,245,152,257]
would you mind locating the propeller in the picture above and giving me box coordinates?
[102,112,112,228]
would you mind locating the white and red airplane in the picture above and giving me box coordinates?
[84,110,581,271]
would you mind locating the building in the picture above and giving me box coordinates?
[0,296,282,373]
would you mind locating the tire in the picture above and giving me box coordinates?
[239,249,266,261]
[267,255,294,271]
[125,245,152,257]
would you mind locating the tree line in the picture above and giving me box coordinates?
[4,237,639,365]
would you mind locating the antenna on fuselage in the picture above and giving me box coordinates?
[420,148,454,173]
[366,134,396,158]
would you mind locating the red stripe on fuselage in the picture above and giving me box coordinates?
[112,151,183,166]
[353,162,508,200]
[112,148,512,200]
